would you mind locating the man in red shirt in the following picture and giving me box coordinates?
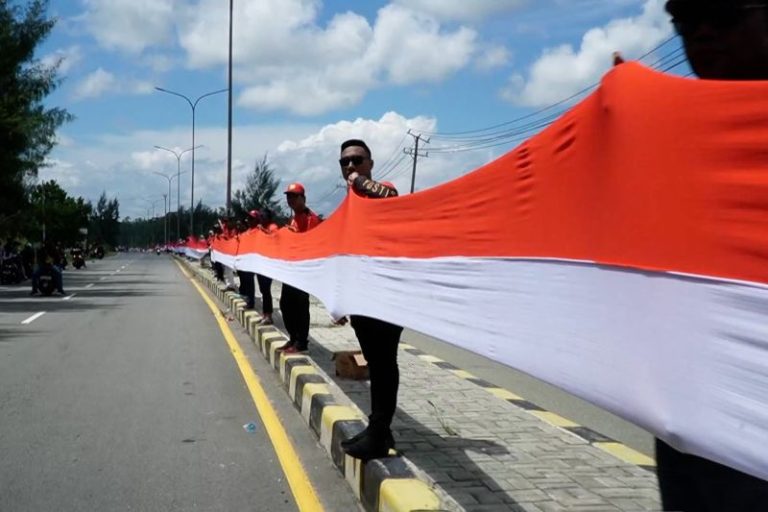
[335,139,402,461]
[280,183,321,354]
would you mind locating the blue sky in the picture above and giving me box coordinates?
[37,0,682,222]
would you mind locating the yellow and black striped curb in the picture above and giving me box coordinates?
[178,259,448,512]
[398,342,656,472]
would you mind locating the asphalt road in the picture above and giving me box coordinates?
[402,328,655,457]
[0,253,358,512]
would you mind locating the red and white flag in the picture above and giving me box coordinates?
[213,63,768,480]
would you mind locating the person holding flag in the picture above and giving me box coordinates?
[334,139,402,461]
[279,183,321,354]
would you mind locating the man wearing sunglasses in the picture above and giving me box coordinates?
[335,139,403,461]
[279,183,321,354]
[654,2,768,510]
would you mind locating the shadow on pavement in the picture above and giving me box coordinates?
[256,299,520,511]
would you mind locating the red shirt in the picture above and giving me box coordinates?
[290,208,321,233]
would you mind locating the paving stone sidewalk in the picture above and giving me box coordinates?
[249,277,661,512]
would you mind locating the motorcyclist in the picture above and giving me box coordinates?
[31,241,65,296]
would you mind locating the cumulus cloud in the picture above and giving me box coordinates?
[501,0,672,107]
[73,68,116,99]
[476,45,511,71]
[271,111,497,212]
[73,68,155,100]
[394,0,527,22]
[178,1,478,115]
[44,112,498,218]
[40,45,83,75]
[81,0,176,54]
[73,0,508,116]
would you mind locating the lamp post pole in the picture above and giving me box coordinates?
[226,0,234,214]
[153,170,187,242]
[154,145,200,240]
[154,87,227,237]
[162,193,168,246]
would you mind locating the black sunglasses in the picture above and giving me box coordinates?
[339,155,367,167]
[666,1,768,35]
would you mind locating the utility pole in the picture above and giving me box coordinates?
[404,130,430,194]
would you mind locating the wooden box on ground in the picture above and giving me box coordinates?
[333,351,369,380]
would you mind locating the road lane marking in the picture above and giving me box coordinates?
[99,277,106,281]
[175,261,324,512]
[63,294,76,301]
[85,283,94,289]
[21,312,46,325]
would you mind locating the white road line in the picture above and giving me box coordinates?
[21,312,46,325]
[85,283,94,289]
[99,277,106,281]
[63,294,76,301]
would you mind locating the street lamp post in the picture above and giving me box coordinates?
[153,170,187,242]
[154,145,201,240]
[226,0,234,214]
[162,193,168,246]
[154,87,227,238]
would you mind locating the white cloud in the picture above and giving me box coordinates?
[81,0,176,54]
[501,0,672,107]
[272,111,495,213]
[394,0,527,22]
[476,45,511,71]
[179,1,478,115]
[73,68,116,99]
[73,68,155,100]
[43,112,498,219]
[40,45,83,75]
[365,5,476,85]
[73,0,505,116]
[143,53,176,73]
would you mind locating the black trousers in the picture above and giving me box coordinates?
[279,283,309,346]
[350,315,403,433]
[213,261,224,282]
[656,438,768,511]
[256,274,273,314]
[237,271,255,307]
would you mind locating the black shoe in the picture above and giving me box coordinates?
[341,427,368,447]
[342,430,395,461]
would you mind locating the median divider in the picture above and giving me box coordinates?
[178,258,450,512]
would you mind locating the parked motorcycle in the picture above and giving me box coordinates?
[0,255,25,284]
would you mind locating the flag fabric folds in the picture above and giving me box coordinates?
[210,63,768,480]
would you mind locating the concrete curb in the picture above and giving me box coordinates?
[179,259,448,512]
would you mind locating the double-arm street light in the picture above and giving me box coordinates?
[153,169,187,242]
[154,145,201,240]
[155,86,227,237]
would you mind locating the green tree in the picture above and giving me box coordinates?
[89,191,120,247]
[0,0,73,236]
[231,154,284,220]
[27,180,91,245]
